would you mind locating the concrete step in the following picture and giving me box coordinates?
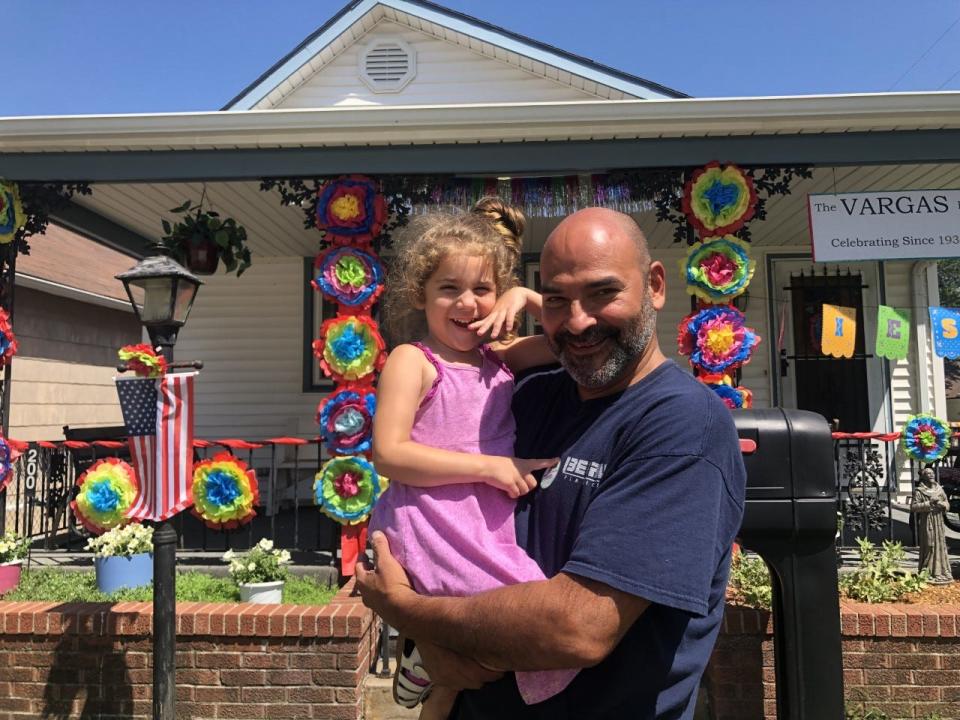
[363,659,418,720]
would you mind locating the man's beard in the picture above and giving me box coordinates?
[547,294,656,389]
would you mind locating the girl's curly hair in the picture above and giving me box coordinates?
[380,199,525,346]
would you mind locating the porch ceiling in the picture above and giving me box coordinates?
[74,161,960,257]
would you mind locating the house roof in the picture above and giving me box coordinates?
[222,0,687,110]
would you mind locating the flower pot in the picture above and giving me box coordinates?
[239,580,284,604]
[95,552,153,594]
[0,560,22,595]
[187,238,219,275]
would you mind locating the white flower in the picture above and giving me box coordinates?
[247,562,256,571]
[222,550,235,561]
[257,538,274,551]
[279,550,291,564]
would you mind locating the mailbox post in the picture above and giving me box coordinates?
[734,408,844,720]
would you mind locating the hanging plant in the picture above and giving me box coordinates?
[154,199,252,277]
[677,304,760,373]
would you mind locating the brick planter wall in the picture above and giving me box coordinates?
[0,580,377,720]
[705,601,960,720]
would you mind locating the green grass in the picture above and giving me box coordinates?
[2,569,337,605]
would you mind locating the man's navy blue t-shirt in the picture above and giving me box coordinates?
[453,360,746,720]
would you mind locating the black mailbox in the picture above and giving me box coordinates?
[734,408,844,720]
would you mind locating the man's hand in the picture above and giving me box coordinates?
[418,641,503,691]
[355,531,417,629]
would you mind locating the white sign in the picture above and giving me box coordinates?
[808,189,960,262]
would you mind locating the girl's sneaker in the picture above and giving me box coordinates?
[393,636,433,708]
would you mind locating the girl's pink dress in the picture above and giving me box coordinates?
[369,343,576,704]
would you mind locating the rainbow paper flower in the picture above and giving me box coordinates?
[191,453,259,530]
[0,182,25,245]
[682,236,755,302]
[0,307,18,366]
[901,414,952,463]
[314,456,387,525]
[678,305,760,373]
[315,175,388,245]
[0,435,21,494]
[118,344,167,378]
[70,458,139,534]
[682,162,757,239]
[699,374,753,410]
[312,246,385,313]
[317,388,376,455]
[312,315,387,383]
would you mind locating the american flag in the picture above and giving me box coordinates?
[115,372,196,521]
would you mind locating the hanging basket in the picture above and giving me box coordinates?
[186,238,220,275]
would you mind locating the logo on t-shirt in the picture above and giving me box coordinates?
[557,456,606,488]
[540,464,559,489]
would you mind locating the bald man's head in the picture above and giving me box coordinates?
[544,207,650,270]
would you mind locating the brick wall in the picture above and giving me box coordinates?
[0,580,377,720]
[705,602,960,720]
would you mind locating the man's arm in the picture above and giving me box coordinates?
[357,532,650,672]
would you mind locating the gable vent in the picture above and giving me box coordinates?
[359,38,416,93]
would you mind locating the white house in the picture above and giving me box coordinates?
[1,0,957,497]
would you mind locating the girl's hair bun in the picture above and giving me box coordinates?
[472,196,524,259]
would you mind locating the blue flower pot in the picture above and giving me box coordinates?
[95,553,153,594]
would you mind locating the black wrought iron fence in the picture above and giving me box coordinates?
[2,437,341,561]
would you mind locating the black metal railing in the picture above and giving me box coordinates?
[2,437,341,561]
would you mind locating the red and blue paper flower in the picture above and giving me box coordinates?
[191,453,259,530]
[0,182,25,245]
[70,458,139,534]
[699,373,753,410]
[312,315,387,384]
[312,246,385,313]
[118,344,167,378]
[314,456,387,525]
[678,305,760,373]
[682,236,755,302]
[0,435,22,494]
[317,388,376,455]
[315,175,388,245]
[901,414,952,463]
[0,308,17,366]
[682,162,757,239]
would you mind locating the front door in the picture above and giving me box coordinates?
[770,258,885,432]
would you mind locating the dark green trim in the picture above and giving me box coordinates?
[303,257,334,394]
[50,201,151,259]
[5,130,960,183]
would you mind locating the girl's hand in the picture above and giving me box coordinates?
[469,287,532,340]
[482,456,558,498]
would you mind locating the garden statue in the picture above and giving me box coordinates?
[911,468,954,584]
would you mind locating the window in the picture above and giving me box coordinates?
[303,258,337,392]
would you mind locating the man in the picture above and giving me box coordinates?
[358,208,746,719]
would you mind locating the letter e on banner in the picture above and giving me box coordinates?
[876,306,910,360]
[821,304,857,358]
[929,307,960,359]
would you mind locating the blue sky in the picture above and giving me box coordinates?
[5,0,960,116]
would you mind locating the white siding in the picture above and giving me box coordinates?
[175,257,319,461]
[271,21,598,109]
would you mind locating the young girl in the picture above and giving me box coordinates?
[369,200,577,719]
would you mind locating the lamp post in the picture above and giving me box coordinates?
[116,256,201,720]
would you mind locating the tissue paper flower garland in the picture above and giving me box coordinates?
[314,455,387,525]
[0,436,20,493]
[682,236,755,302]
[312,315,387,383]
[191,453,259,530]
[901,414,952,463]
[682,162,757,238]
[317,388,376,455]
[118,344,167,378]
[71,458,139,533]
[0,308,18,366]
[0,182,25,244]
[699,373,753,410]
[312,246,385,313]
[315,175,388,246]
[678,305,760,373]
